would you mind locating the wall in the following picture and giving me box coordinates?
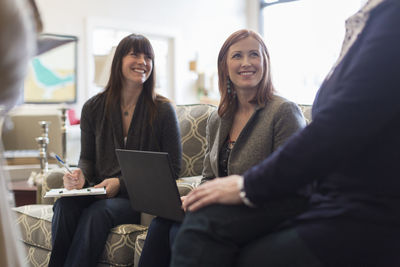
[246,0,261,31]
[35,0,247,111]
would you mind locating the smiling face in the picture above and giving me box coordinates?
[227,36,264,93]
[121,49,153,87]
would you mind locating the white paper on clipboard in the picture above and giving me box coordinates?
[44,187,106,198]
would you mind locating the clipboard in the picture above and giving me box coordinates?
[44,187,106,198]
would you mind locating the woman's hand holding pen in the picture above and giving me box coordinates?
[94,178,120,198]
[63,169,85,190]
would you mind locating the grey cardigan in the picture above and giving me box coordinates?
[202,95,305,181]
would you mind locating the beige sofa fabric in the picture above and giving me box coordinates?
[13,104,217,267]
[176,104,214,177]
[14,204,148,267]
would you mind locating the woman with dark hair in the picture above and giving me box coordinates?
[138,29,308,267]
[49,33,182,267]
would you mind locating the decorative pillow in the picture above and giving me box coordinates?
[176,104,216,178]
[14,204,53,251]
[99,224,147,266]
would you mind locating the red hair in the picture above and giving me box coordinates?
[217,29,275,117]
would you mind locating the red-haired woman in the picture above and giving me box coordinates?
[139,29,308,267]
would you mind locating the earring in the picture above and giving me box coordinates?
[227,78,231,94]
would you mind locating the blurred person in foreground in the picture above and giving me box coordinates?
[0,0,39,266]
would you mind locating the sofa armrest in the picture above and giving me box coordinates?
[177,175,202,196]
[40,168,64,204]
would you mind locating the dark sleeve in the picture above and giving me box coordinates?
[77,100,96,185]
[243,3,400,204]
[159,102,182,179]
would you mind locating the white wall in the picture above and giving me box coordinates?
[246,0,261,31]
[35,0,247,111]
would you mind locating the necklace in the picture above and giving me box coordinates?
[228,138,236,150]
[121,102,135,116]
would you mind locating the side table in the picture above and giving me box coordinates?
[9,180,37,206]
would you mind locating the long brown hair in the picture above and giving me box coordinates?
[217,29,275,117]
[102,33,168,123]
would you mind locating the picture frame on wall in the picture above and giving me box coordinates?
[24,33,78,104]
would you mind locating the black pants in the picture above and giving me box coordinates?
[170,197,322,267]
[48,195,140,267]
[138,217,181,267]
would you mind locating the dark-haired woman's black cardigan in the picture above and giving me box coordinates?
[78,92,182,197]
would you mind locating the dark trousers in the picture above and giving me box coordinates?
[138,217,181,267]
[49,195,140,267]
[236,227,323,267]
[170,197,321,267]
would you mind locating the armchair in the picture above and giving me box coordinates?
[12,104,216,267]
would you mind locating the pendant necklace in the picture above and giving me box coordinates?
[121,102,135,117]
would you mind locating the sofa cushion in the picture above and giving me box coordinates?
[24,243,52,267]
[39,169,64,204]
[177,175,202,196]
[13,204,147,266]
[176,104,216,177]
[102,224,147,266]
[134,232,147,267]
[14,204,53,251]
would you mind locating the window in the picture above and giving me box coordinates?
[261,0,367,104]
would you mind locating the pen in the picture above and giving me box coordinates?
[51,153,72,174]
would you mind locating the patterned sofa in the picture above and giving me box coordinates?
[12,104,217,267]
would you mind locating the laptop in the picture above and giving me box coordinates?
[116,149,185,222]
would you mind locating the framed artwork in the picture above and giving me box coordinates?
[24,33,78,103]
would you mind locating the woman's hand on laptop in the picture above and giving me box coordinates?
[94,178,120,198]
[181,196,187,212]
[63,169,85,190]
[183,175,243,212]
